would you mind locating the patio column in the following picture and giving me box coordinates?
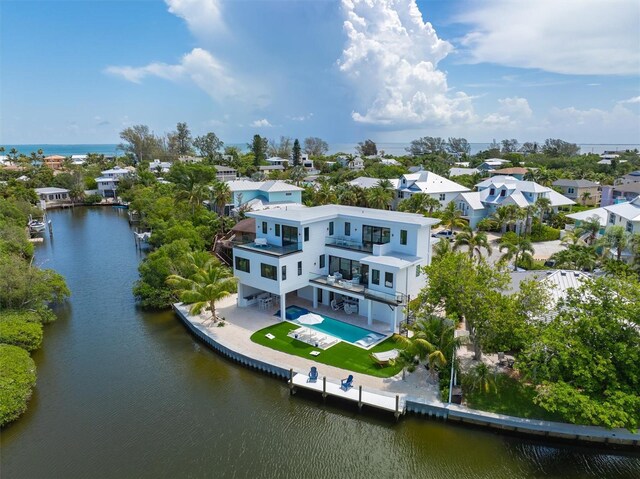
[313,287,318,309]
[367,299,372,326]
[280,293,286,321]
[237,283,244,307]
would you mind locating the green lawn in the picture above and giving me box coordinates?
[250,322,403,378]
[463,374,564,422]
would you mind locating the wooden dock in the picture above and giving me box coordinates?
[290,372,404,418]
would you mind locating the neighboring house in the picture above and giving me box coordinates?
[149,159,172,174]
[34,187,71,208]
[337,156,365,171]
[477,158,511,171]
[449,167,479,177]
[178,156,202,163]
[95,166,133,198]
[490,167,528,180]
[226,180,303,215]
[71,154,87,165]
[232,205,438,332]
[552,179,601,206]
[348,177,400,190]
[380,158,400,166]
[509,270,591,319]
[565,208,608,237]
[43,155,65,170]
[397,170,469,208]
[214,164,237,182]
[608,183,640,204]
[265,157,288,168]
[454,176,575,229]
[603,195,640,235]
[615,170,640,185]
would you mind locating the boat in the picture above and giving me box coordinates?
[28,216,46,233]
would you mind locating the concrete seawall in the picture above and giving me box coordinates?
[173,304,639,449]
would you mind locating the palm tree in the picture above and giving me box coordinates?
[398,193,440,215]
[453,225,492,260]
[580,191,592,206]
[467,362,497,394]
[440,201,465,231]
[577,215,601,245]
[210,180,230,216]
[174,170,209,213]
[166,255,237,323]
[314,182,337,205]
[366,186,393,210]
[432,235,452,261]
[534,197,552,223]
[491,206,512,234]
[499,236,535,271]
[598,226,630,262]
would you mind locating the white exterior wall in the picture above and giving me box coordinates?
[607,211,640,234]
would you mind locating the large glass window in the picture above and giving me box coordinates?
[385,272,394,288]
[362,225,391,247]
[261,263,277,280]
[275,224,280,237]
[371,269,380,285]
[329,256,361,281]
[400,229,407,245]
[235,256,250,273]
[282,225,298,246]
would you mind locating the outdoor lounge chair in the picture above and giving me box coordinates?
[341,374,354,391]
[308,366,318,382]
[331,299,344,311]
[370,349,399,367]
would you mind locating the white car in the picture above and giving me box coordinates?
[431,230,457,242]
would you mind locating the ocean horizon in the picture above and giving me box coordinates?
[2,142,639,157]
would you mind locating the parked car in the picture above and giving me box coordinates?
[431,230,457,242]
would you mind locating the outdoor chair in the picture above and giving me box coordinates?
[331,299,344,311]
[497,352,506,366]
[341,374,354,391]
[308,367,318,383]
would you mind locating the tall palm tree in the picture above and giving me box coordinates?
[491,206,512,234]
[366,186,393,210]
[534,197,552,223]
[440,201,465,231]
[336,185,358,206]
[598,226,630,262]
[174,170,209,213]
[210,180,231,216]
[577,216,601,245]
[454,225,492,260]
[499,236,535,271]
[166,255,237,322]
[432,235,452,261]
[314,182,337,205]
[580,191,592,206]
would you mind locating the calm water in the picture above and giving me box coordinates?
[3,142,639,158]
[1,208,639,478]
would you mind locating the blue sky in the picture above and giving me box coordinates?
[1,0,639,145]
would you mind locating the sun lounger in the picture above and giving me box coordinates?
[370,349,399,367]
[265,333,275,340]
[341,374,354,391]
[308,366,318,382]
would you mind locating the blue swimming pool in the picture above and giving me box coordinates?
[278,305,387,346]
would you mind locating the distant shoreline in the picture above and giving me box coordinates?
[2,142,639,157]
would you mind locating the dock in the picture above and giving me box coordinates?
[290,372,404,418]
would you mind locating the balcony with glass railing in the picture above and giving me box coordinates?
[325,236,373,253]
[232,238,302,257]
[308,272,366,295]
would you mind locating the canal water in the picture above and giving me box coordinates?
[1,207,639,478]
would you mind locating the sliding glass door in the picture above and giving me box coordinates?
[281,225,299,247]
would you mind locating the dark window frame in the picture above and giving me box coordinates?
[235,256,250,273]
[260,263,277,281]
[400,229,407,245]
[372,269,380,285]
[345,222,351,236]
[385,272,393,288]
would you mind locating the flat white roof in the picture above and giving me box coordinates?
[247,204,440,227]
[35,187,69,194]
[360,253,421,269]
[566,208,608,226]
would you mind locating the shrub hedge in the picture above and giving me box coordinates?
[0,344,37,426]
[0,312,44,351]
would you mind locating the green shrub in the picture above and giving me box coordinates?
[84,193,103,204]
[0,314,44,351]
[0,344,37,426]
[530,224,560,242]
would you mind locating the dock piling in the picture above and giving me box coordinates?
[322,377,327,401]
[395,395,400,420]
[358,386,363,411]
[289,368,296,395]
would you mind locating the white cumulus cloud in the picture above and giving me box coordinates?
[483,97,533,127]
[251,119,273,128]
[458,0,640,75]
[105,48,237,104]
[619,96,640,105]
[165,0,224,37]
[338,0,475,126]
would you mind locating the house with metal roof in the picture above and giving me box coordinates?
[552,179,601,206]
[226,180,303,215]
[34,187,71,208]
[604,195,640,235]
[454,176,575,229]
[232,205,439,333]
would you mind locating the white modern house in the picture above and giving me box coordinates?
[478,158,511,171]
[265,157,288,168]
[95,166,133,198]
[603,196,640,234]
[337,156,365,171]
[397,170,469,208]
[232,205,438,333]
[149,159,172,174]
[454,176,575,229]
[226,180,303,215]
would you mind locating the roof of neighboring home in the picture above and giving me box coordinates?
[265,157,287,163]
[400,170,469,194]
[613,183,640,194]
[449,167,479,177]
[552,179,600,188]
[348,177,400,189]
[547,189,577,206]
[34,187,69,194]
[214,164,236,172]
[227,180,303,193]
[491,167,529,175]
[231,218,256,234]
[509,270,591,304]
[456,192,484,210]
[101,167,132,175]
[566,208,608,226]
[44,155,65,161]
[603,197,640,221]
[475,175,519,188]
[247,205,440,227]
[259,165,285,170]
